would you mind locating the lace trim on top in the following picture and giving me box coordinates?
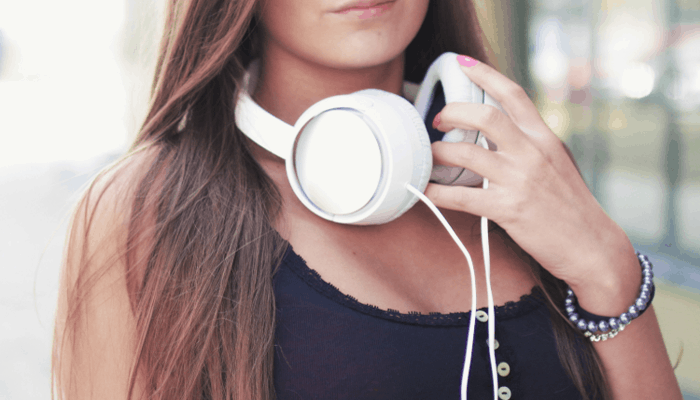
[281,245,547,327]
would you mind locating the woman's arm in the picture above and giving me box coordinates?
[424,55,682,399]
[53,152,154,400]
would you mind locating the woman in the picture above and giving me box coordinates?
[52,0,682,399]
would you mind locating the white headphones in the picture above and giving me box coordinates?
[235,52,504,226]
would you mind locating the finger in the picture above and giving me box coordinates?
[431,141,508,184]
[424,182,502,221]
[435,102,533,154]
[455,55,548,132]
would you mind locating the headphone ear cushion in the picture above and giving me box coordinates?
[363,90,433,219]
[292,109,384,216]
[366,89,432,182]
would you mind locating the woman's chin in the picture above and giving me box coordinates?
[305,38,405,70]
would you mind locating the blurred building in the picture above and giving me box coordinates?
[477,1,699,395]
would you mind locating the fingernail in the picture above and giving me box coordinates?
[432,113,441,129]
[457,55,478,67]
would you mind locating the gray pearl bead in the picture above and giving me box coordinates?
[641,283,652,294]
[565,297,574,306]
[577,319,588,331]
[644,269,654,279]
[643,276,653,285]
[569,313,579,323]
[598,320,610,332]
[587,321,598,333]
[639,254,649,263]
[640,291,650,302]
[609,318,619,330]
[635,298,647,311]
[620,313,631,325]
[566,305,576,314]
[567,288,574,297]
[628,305,639,318]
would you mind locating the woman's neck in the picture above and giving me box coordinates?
[252,44,407,126]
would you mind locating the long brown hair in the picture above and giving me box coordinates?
[53,1,608,399]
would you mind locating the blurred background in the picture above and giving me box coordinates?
[0,0,697,398]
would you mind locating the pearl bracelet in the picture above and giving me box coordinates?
[565,252,655,342]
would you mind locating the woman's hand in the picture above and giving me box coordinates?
[425,54,683,400]
[425,55,640,315]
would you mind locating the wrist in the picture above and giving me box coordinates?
[567,236,642,316]
[566,251,655,341]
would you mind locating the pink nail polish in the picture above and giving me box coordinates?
[457,55,478,67]
[432,113,441,129]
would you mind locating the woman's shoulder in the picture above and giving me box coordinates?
[80,143,163,227]
[85,143,162,210]
[67,142,169,286]
[66,145,157,255]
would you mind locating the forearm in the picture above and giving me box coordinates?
[570,237,682,399]
[593,306,682,399]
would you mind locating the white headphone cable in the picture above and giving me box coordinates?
[405,184,478,400]
[477,135,498,400]
[405,135,497,400]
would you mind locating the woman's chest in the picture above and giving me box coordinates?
[278,206,538,315]
[272,253,583,400]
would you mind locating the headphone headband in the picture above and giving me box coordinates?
[235,60,296,159]
[414,52,483,117]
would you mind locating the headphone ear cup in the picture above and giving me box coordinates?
[287,90,432,225]
[437,90,505,186]
[415,52,507,187]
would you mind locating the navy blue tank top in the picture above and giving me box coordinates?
[273,245,587,400]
